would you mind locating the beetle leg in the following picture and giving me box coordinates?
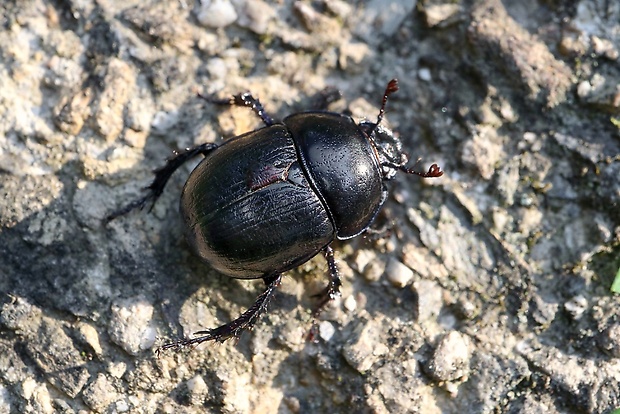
[312,244,342,317]
[156,274,282,354]
[105,143,218,222]
[306,245,342,342]
[200,91,275,126]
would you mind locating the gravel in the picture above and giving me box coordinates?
[1,0,619,412]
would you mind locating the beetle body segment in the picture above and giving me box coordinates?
[181,124,335,279]
[285,112,385,239]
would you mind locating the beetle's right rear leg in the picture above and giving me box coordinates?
[307,245,342,341]
[105,143,218,222]
[157,273,282,354]
[200,92,275,126]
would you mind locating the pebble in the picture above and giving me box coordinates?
[423,3,461,27]
[385,258,414,288]
[343,295,357,312]
[82,374,118,413]
[318,321,336,342]
[235,0,276,34]
[342,318,388,373]
[195,0,238,28]
[77,321,103,356]
[353,249,375,272]
[363,259,386,282]
[107,297,155,355]
[426,331,471,383]
[564,295,588,320]
[418,67,432,81]
[186,375,208,405]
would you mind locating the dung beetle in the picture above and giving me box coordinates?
[106,79,443,352]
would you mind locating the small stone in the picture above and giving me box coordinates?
[115,399,130,412]
[531,295,558,327]
[426,331,471,383]
[558,32,588,57]
[342,318,387,373]
[564,295,587,320]
[577,80,592,98]
[151,110,180,135]
[318,321,336,342]
[107,361,127,379]
[324,0,352,20]
[0,296,42,331]
[492,208,510,233]
[107,297,155,355]
[206,57,228,80]
[186,375,208,405]
[93,59,135,142]
[343,295,357,312]
[82,374,118,413]
[353,249,376,273]
[195,0,238,28]
[21,378,37,400]
[284,396,301,413]
[592,36,619,60]
[418,67,432,82]
[363,259,386,282]
[234,0,276,34]
[29,382,54,414]
[423,4,461,27]
[77,321,103,356]
[385,258,414,288]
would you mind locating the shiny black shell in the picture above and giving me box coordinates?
[181,112,385,279]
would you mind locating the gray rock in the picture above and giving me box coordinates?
[426,331,472,383]
[107,297,156,356]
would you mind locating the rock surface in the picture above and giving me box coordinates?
[0,0,619,413]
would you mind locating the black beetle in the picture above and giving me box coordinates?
[107,79,443,351]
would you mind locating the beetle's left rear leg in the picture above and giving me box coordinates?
[312,245,342,317]
[157,273,282,354]
[105,143,218,222]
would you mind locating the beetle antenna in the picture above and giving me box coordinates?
[366,79,399,138]
[399,160,444,177]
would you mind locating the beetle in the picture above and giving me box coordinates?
[106,79,443,352]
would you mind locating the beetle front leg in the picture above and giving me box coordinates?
[105,143,218,222]
[156,273,282,354]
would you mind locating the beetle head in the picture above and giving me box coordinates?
[359,121,407,180]
[360,79,443,181]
